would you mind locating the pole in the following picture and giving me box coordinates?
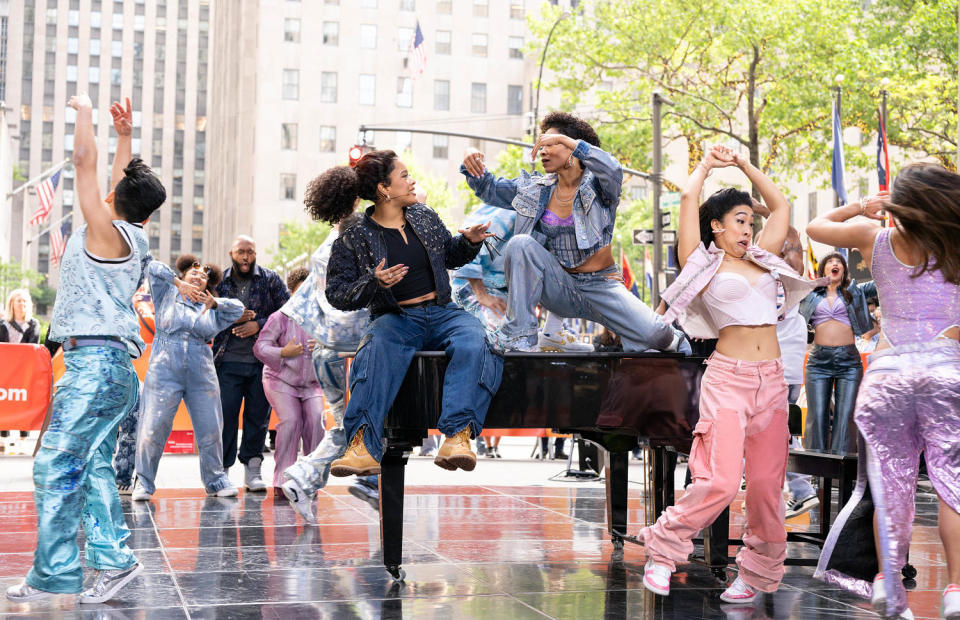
[24,212,74,246]
[6,158,69,199]
[651,91,672,307]
[640,250,647,301]
[834,85,842,208]
[532,11,570,146]
[957,0,959,168]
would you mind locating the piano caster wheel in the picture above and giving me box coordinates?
[387,565,406,582]
[612,535,624,550]
[902,564,917,580]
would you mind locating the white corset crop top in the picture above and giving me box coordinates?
[701,271,780,331]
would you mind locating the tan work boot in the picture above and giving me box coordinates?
[330,427,381,477]
[434,427,477,471]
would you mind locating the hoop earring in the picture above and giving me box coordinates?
[565,155,574,169]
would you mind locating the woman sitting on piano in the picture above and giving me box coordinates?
[306,150,503,476]
[637,146,823,603]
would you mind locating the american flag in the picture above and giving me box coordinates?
[50,225,69,267]
[409,22,426,79]
[29,170,62,226]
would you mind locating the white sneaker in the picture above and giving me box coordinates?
[281,478,317,524]
[538,329,594,353]
[943,584,960,619]
[643,557,672,596]
[207,485,239,498]
[871,573,886,611]
[244,457,268,492]
[720,576,757,604]
[79,562,143,604]
[131,482,152,502]
[6,581,53,602]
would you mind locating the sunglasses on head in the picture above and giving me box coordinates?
[483,233,506,258]
[189,261,212,276]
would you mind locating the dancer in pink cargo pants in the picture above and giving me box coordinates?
[642,145,824,603]
[254,268,325,491]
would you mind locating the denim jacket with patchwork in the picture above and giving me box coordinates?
[460,140,623,264]
[797,279,877,337]
[662,242,828,339]
[326,204,482,316]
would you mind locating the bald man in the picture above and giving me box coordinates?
[214,235,290,490]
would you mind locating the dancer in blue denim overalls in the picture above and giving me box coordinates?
[8,94,177,605]
[133,256,244,501]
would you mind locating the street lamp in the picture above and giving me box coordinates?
[532,11,571,145]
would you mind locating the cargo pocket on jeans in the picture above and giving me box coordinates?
[688,420,714,479]
[478,345,503,396]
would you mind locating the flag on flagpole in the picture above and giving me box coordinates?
[876,107,890,192]
[409,21,427,79]
[29,170,62,226]
[620,250,639,297]
[831,99,848,206]
[807,244,819,280]
[644,246,654,293]
[50,224,68,266]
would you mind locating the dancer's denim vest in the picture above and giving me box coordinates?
[662,242,827,339]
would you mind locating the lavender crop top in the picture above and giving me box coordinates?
[871,228,960,346]
[702,271,779,330]
[811,296,851,328]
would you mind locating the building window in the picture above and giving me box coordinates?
[358,74,376,105]
[89,66,100,83]
[396,77,412,108]
[280,174,296,200]
[437,0,452,13]
[472,33,487,57]
[508,36,523,59]
[320,72,337,103]
[433,79,449,111]
[432,135,448,159]
[359,24,377,49]
[435,30,451,55]
[510,1,524,18]
[282,69,299,100]
[395,131,412,153]
[473,0,488,17]
[397,27,413,51]
[807,192,817,223]
[281,123,297,150]
[361,0,377,7]
[319,126,336,152]
[111,40,122,57]
[400,0,415,10]
[284,18,300,43]
[507,85,523,115]
[471,82,486,114]
[66,65,78,82]
[322,21,338,46]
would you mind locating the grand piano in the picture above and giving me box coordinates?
[377,351,706,581]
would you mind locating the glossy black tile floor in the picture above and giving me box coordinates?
[0,485,948,618]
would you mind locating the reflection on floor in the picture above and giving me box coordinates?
[0,486,947,619]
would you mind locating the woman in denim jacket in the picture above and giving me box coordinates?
[461,112,685,353]
[306,151,502,476]
[797,253,876,454]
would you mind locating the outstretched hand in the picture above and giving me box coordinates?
[110,97,133,137]
[375,258,408,289]
[459,221,495,244]
[68,93,93,111]
[462,148,486,177]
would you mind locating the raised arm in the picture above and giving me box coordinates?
[735,155,790,255]
[109,97,133,197]
[460,148,520,209]
[68,93,128,258]
[806,193,887,266]
[678,146,733,266]
[532,134,623,206]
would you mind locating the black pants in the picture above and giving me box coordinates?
[217,361,271,468]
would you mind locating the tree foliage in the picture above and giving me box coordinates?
[267,220,331,271]
[0,258,55,316]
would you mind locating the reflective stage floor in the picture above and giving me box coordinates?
[0,485,949,619]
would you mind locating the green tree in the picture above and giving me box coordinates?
[0,258,55,317]
[457,144,544,214]
[401,151,457,228]
[267,220,331,271]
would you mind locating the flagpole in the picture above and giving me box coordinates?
[833,77,843,208]
[25,212,73,246]
[6,158,69,199]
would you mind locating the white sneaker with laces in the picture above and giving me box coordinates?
[131,482,152,502]
[79,562,143,604]
[538,329,594,353]
[720,576,757,604]
[207,485,239,498]
[642,557,672,596]
[244,457,268,491]
[871,573,886,611]
[943,584,960,619]
[281,478,317,524]
[6,581,53,602]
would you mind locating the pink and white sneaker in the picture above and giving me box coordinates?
[643,557,672,596]
[720,577,757,604]
[944,583,960,620]
[871,573,886,610]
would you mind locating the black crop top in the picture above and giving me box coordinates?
[383,227,436,302]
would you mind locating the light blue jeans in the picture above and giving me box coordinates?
[501,235,677,351]
[28,346,140,593]
[785,383,816,500]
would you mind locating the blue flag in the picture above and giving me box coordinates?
[831,99,848,205]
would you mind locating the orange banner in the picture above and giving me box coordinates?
[0,344,52,430]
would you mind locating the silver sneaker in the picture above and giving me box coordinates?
[244,457,268,492]
[538,329,594,353]
[281,478,317,524]
[79,562,143,604]
[6,581,53,602]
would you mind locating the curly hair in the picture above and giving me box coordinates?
[540,111,600,147]
[698,187,753,247]
[304,150,398,224]
[114,158,166,224]
[175,253,222,292]
[815,252,853,305]
[286,266,309,293]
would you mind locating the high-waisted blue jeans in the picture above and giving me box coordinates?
[803,344,863,453]
[501,235,677,351]
[343,303,503,461]
[28,345,140,593]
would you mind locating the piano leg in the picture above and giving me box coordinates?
[379,444,408,582]
[605,450,629,549]
[704,508,731,581]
